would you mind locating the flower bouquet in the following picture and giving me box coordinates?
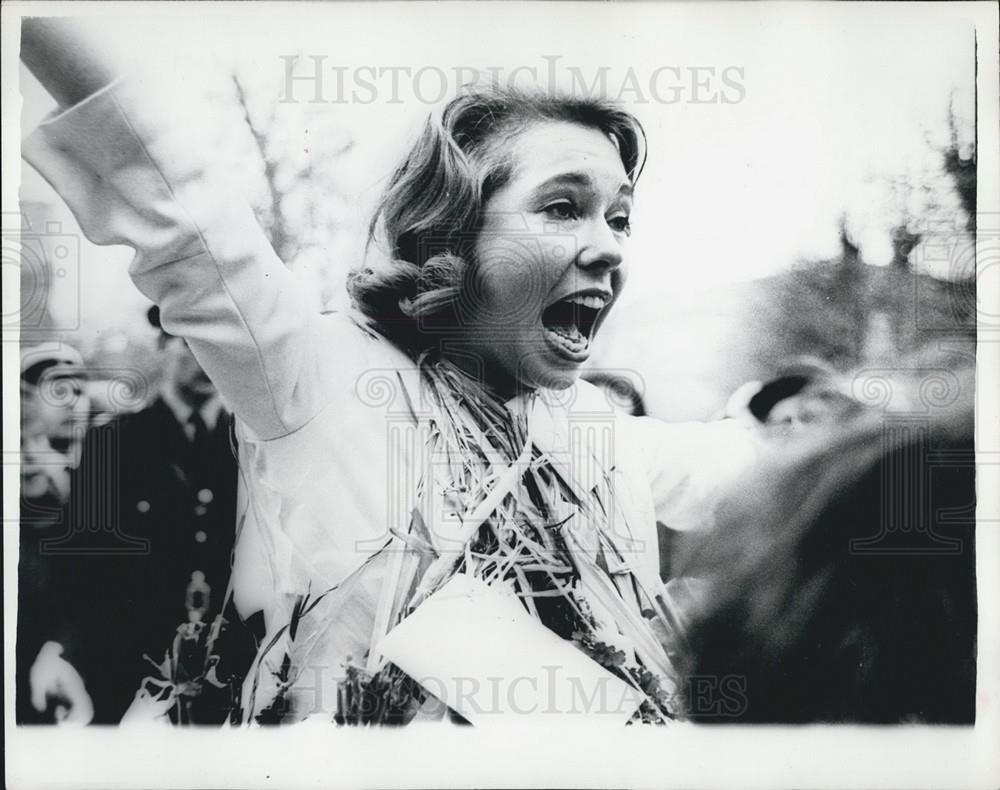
[122,613,243,726]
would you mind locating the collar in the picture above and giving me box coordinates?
[160,385,223,432]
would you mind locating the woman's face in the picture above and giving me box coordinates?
[463,121,633,392]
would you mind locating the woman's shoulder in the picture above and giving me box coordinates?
[311,308,423,417]
[318,309,416,369]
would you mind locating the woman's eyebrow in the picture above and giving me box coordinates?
[531,172,592,194]
[530,172,634,198]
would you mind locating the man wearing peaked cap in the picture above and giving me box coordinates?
[20,342,91,517]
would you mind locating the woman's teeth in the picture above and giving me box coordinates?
[567,294,607,310]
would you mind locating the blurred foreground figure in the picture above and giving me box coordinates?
[680,369,976,723]
[18,309,247,725]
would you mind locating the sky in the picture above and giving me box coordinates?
[17,3,977,340]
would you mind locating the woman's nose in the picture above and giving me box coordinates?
[575,218,624,272]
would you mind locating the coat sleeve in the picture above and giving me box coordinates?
[22,75,349,440]
[634,416,761,533]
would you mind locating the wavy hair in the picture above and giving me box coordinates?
[347,84,646,354]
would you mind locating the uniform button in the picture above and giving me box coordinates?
[194,530,207,544]
[197,488,214,504]
[136,500,151,513]
[195,505,207,516]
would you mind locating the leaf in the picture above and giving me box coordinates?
[277,653,292,683]
[289,593,309,642]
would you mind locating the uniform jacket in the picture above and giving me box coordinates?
[17,398,241,724]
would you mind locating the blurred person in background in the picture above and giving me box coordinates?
[20,343,92,523]
[18,307,248,725]
[715,358,862,435]
[18,343,95,724]
[677,366,976,723]
[746,358,862,434]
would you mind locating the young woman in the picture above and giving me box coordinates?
[21,19,758,725]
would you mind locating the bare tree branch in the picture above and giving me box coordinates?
[231,74,296,264]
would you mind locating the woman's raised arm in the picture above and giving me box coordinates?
[21,20,357,440]
[21,18,117,108]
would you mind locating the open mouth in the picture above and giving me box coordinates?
[540,292,610,358]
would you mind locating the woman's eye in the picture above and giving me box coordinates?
[543,201,579,222]
[609,216,632,235]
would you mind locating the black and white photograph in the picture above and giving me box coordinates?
[3,2,999,787]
